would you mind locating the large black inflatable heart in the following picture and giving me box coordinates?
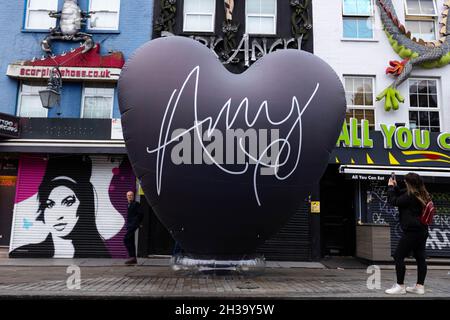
[119,36,346,259]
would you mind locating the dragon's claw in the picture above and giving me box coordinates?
[376,86,405,111]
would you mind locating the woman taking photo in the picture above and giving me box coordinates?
[385,172,430,295]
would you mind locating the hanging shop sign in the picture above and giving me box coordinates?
[0,112,20,139]
[118,36,346,259]
[332,118,450,167]
[6,44,124,82]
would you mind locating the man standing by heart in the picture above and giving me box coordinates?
[124,191,143,265]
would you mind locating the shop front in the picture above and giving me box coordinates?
[8,154,135,258]
[0,113,20,248]
[331,119,450,259]
[0,157,18,247]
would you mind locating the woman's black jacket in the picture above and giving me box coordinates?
[387,186,427,232]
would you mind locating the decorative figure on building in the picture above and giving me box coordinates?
[153,0,313,68]
[221,0,239,62]
[290,0,312,46]
[41,0,95,55]
[376,0,450,111]
[154,0,177,36]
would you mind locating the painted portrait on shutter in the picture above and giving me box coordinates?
[9,155,135,258]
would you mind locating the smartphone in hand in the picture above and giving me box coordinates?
[389,172,397,187]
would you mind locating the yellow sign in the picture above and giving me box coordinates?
[0,176,16,187]
[311,201,320,213]
[138,182,144,196]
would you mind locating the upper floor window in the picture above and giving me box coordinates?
[246,0,277,35]
[344,76,375,129]
[405,0,437,15]
[89,0,121,31]
[17,82,48,118]
[342,0,374,39]
[183,0,216,33]
[24,0,58,30]
[404,0,437,40]
[81,83,115,119]
[409,78,440,132]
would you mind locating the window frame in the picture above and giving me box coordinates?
[404,0,438,40]
[87,0,121,32]
[404,19,437,41]
[404,0,437,17]
[23,0,58,31]
[407,77,441,132]
[80,82,115,119]
[343,75,376,128]
[182,0,216,33]
[342,0,375,40]
[245,0,277,36]
[17,81,49,118]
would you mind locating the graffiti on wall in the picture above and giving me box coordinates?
[367,184,401,238]
[368,181,450,256]
[9,155,135,258]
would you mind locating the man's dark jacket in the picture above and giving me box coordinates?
[127,201,143,231]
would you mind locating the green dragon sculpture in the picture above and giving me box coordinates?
[376,0,450,111]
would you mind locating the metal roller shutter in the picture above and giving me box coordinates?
[9,154,135,258]
[257,202,311,261]
[367,181,450,258]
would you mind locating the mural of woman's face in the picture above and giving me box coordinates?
[44,186,79,238]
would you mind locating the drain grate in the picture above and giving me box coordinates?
[237,281,260,290]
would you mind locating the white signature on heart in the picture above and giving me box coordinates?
[146,66,320,206]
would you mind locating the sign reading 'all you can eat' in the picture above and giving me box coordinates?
[337,118,450,151]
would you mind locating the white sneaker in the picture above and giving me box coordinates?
[406,285,425,295]
[385,284,406,295]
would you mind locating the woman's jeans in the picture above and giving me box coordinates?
[394,228,429,285]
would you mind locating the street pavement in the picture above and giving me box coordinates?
[0,257,449,299]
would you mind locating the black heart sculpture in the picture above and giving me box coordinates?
[119,36,346,259]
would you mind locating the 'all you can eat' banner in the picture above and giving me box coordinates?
[331,118,450,167]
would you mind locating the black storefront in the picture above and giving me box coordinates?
[330,125,450,259]
[0,113,20,247]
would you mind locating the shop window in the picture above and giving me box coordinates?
[246,0,277,35]
[344,76,375,129]
[404,0,437,40]
[183,0,216,33]
[88,0,121,31]
[17,82,48,118]
[81,83,115,119]
[408,78,440,132]
[24,0,58,30]
[342,0,374,39]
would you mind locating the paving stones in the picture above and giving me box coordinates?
[0,265,449,298]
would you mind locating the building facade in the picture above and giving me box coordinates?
[314,0,450,258]
[1,0,448,261]
[0,0,153,258]
[150,0,316,261]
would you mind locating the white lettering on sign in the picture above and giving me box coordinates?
[145,66,319,206]
[351,175,385,181]
[0,118,18,133]
[6,65,121,81]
